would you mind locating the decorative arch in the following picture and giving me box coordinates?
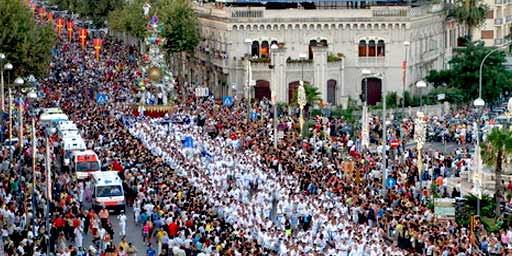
[251,41,260,57]
[233,25,238,30]
[255,80,271,100]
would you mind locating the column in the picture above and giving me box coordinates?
[312,45,328,102]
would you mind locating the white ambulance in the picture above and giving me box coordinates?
[61,136,86,167]
[70,150,101,179]
[91,171,125,213]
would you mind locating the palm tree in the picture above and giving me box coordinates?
[292,83,322,106]
[452,0,487,41]
[480,128,512,217]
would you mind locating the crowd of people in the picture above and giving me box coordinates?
[2,10,512,256]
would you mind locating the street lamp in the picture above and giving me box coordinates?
[3,63,13,112]
[270,44,279,149]
[14,77,24,148]
[361,69,372,149]
[244,39,252,106]
[473,97,485,217]
[402,41,410,111]
[401,41,410,155]
[0,53,5,112]
[416,80,427,110]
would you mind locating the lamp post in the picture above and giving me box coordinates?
[14,77,24,148]
[479,41,512,101]
[0,54,5,112]
[8,88,12,166]
[361,69,372,149]
[416,80,427,111]
[401,41,410,156]
[474,97,485,217]
[270,44,279,149]
[244,38,252,108]
[401,41,410,112]
[3,62,13,112]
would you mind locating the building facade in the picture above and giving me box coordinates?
[192,2,464,106]
[472,0,512,46]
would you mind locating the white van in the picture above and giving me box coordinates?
[61,137,86,166]
[71,150,101,179]
[57,121,79,139]
[91,171,125,213]
[40,113,69,135]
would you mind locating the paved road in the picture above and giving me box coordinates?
[81,206,151,254]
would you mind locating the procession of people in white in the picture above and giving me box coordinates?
[122,106,418,255]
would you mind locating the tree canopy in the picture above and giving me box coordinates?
[426,41,512,103]
[451,0,487,40]
[0,0,56,78]
[159,0,201,54]
[108,0,150,39]
[481,128,512,216]
[50,0,124,27]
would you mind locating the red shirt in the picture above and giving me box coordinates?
[54,217,65,228]
[168,222,178,236]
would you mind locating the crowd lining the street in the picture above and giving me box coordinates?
[3,13,512,256]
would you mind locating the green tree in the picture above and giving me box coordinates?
[480,128,512,217]
[0,0,56,78]
[452,0,487,40]
[433,41,512,103]
[108,0,151,39]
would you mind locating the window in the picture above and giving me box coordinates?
[358,40,367,57]
[251,41,260,57]
[261,41,269,58]
[481,30,494,39]
[368,40,376,57]
[271,40,278,48]
[485,10,494,19]
[320,39,328,47]
[359,39,385,57]
[377,40,385,56]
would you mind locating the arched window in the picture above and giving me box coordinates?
[358,40,367,57]
[260,41,269,58]
[377,40,385,57]
[251,41,260,57]
[320,39,328,47]
[271,40,278,48]
[368,40,376,57]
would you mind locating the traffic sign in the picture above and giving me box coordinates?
[386,177,397,188]
[250,112,258,120]
[223,96,234,107]
[390,139,400,149]
[96,93,108,104]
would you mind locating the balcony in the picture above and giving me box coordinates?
[357,57,385,66]
[496,18,504,25]
[421,49,439,62]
